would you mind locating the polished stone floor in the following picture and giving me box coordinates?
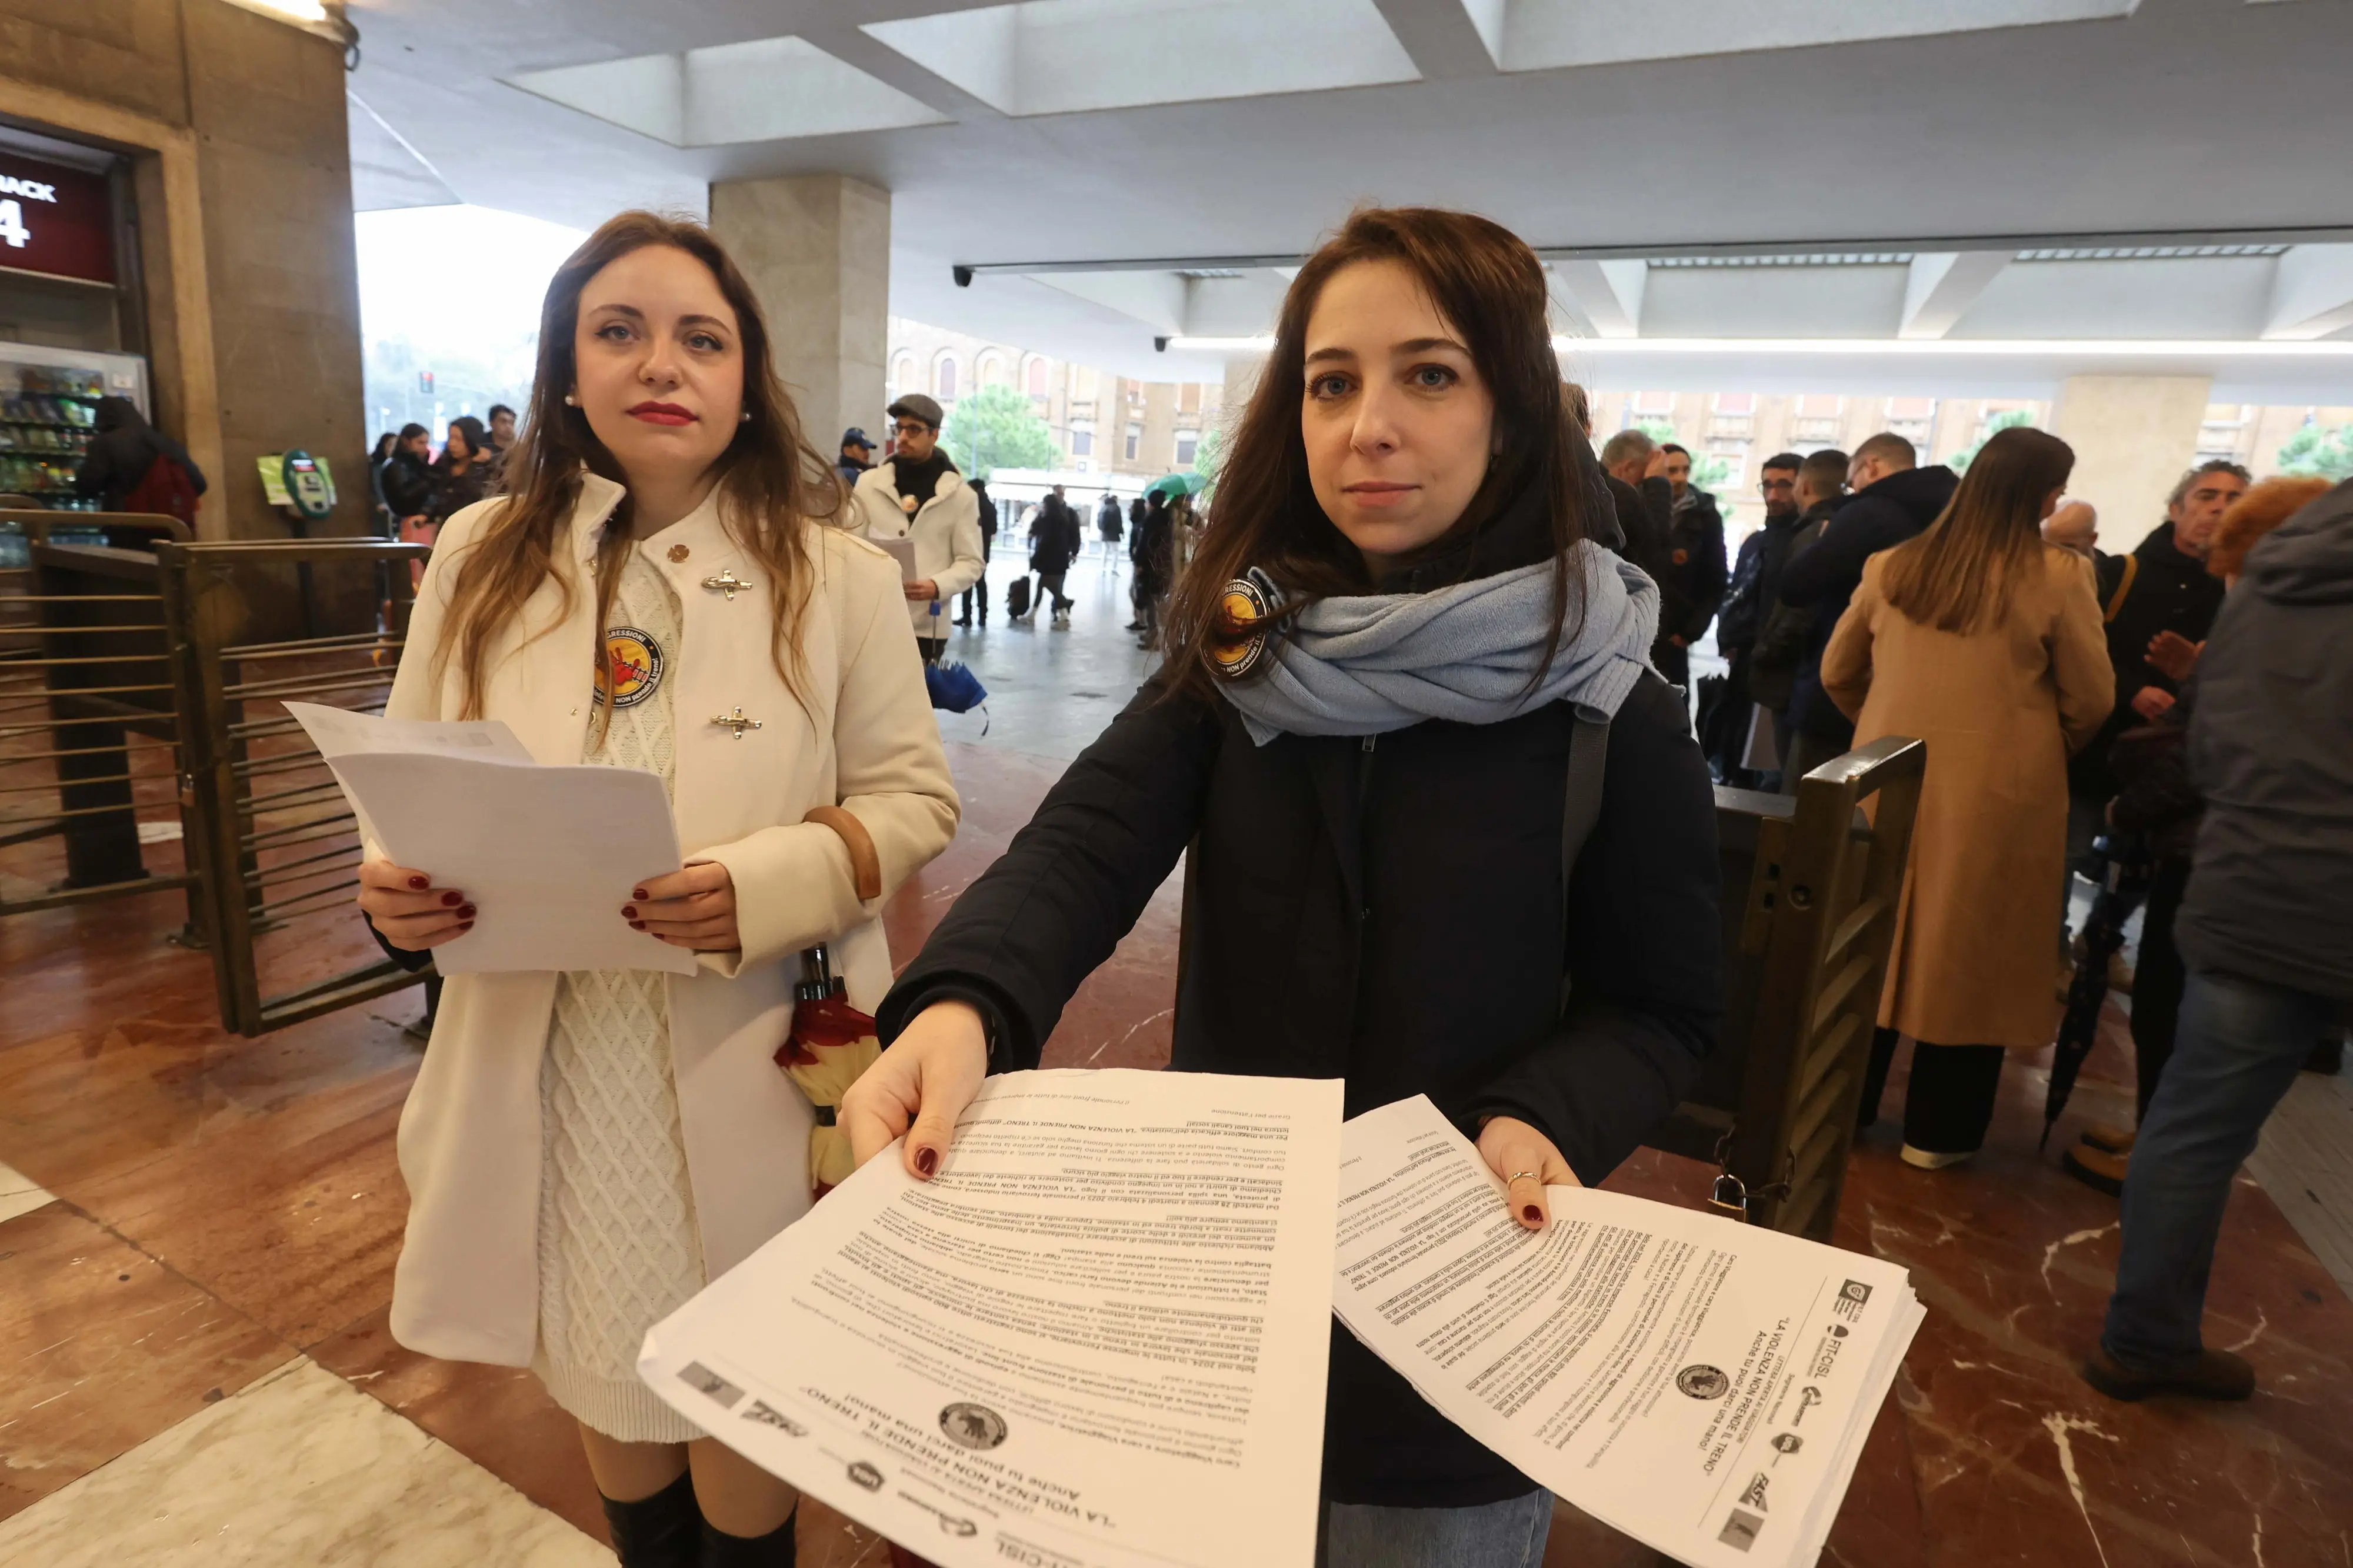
[3,561,2350,1566]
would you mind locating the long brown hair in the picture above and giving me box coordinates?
[1163,206,1591,698]
[1882,425,2074,634]
[433,211,839,726]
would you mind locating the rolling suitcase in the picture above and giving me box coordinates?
[1006,575,1033,619]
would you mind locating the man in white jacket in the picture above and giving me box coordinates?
[846,393,985,662]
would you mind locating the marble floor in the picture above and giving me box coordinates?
[4,569,2351,1567]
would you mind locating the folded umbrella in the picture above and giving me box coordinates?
[2041,828,2155,1150]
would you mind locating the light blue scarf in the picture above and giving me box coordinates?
[1215,541,1659,746]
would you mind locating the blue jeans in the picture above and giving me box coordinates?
[2101,968,2338,1365]
[1318,1490,1553,1568]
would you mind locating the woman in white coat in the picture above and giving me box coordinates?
[356,211,959,1568]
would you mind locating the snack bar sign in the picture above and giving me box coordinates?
[0,154,115,286]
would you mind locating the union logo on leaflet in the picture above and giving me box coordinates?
[1677,1364,1730,1400]
[595,626,664,709]
[939,1402,1008,1450]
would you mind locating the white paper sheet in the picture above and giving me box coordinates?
[638,1068,1345,1568]
[1331,1096,1922,1568]
[286,702,693,976]
[877,535,919,580]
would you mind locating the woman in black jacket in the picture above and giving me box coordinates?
[842,208,1721,1567]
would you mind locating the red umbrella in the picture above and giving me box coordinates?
[773,944,882,1199]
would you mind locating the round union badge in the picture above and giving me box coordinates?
[1677,1364,1730,1400]
[939,1402,1008,1450]
[595,626,664,709]
[1209,572,1277,682]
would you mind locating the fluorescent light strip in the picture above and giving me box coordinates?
[1162,336,2353,356]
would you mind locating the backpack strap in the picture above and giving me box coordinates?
[1558,713,1611,1013]
[2103,554,2139,623]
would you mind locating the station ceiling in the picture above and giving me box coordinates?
[342,0,2353,397]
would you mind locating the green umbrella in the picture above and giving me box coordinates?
[1145,471,1209,500]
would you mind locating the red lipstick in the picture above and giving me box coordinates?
[626,401,696,426]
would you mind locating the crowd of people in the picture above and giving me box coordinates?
[345,201,2348,1568]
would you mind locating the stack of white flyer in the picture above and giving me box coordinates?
[1332,1096,1922,1568]
[285,701,691,976]
[639,1068,1346,1568]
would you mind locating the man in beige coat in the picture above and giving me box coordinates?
[845,393,985,662]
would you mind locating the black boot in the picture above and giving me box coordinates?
[702,1504,798,1566]
[601,1472,700,1568]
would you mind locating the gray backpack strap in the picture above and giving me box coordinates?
[1559,713,1611,1013]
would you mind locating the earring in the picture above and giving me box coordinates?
[740,410,752,423]
[564,393,579,406]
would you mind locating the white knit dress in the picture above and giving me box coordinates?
[532,542,708,1443]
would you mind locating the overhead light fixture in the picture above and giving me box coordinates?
[1159,335,2353,357]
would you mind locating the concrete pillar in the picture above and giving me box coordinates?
[708,174,890,452]
[2049,375,2212,533]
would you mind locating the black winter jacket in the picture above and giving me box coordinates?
[1778,465,1958,740]
[381,451,435,521]
[1029,495,1083,573]
[1648,482,1729,648]
[880,468,1722,1505]
[2068,523,2227,802]
[2175,480,2353,1003]
[1717,509,1806,653]
[72,396,208,513]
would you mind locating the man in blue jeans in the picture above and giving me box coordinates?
[2087,478,2353,1402]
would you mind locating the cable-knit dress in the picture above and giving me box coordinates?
[531,541,707,1442]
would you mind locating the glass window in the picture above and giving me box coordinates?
[978,353,1007,386]
[1631,389,1676,416]
[1027,357,1049,397]
[1125,424,1142,461]
[1176,431,1199,466]
[1179,383,1202,414]
[1071,422,1093,457]
[1712,393,1755,415]
[890,354,914,396]
[935,355,958,400]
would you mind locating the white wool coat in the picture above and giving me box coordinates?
[381,472,958,1367]
[845,459,985,639]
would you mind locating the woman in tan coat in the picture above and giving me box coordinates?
[355,212,959,1566]
[1822,426,2114,1169]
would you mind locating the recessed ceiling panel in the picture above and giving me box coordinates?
[863,0,1419,118]
[507,36,947,148]
[1491,0,2139,72]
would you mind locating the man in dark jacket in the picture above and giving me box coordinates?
[2088,479,2353,1404]
[956,477,997,628]
[1648,444,1729,689]
[1026,483,1083,628]
[72,396,209,518]
[1776,433,1958,781]
[2066,461,2246,830]
[836,426,875,493]
[1705,452,1804,779]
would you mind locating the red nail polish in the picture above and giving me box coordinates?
[408,875,429,890]
[628,920,645,930]
[621,905,638,919]
[441,890,463,906]
[457,905,476,920]
[914,1146,938,1178]
[1521,1206,1544,1225]
[632,888,649,901]
[457,921,474,932]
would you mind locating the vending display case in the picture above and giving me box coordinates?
[0,342,148,513]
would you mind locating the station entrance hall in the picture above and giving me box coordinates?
[1,2,2350,1565]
